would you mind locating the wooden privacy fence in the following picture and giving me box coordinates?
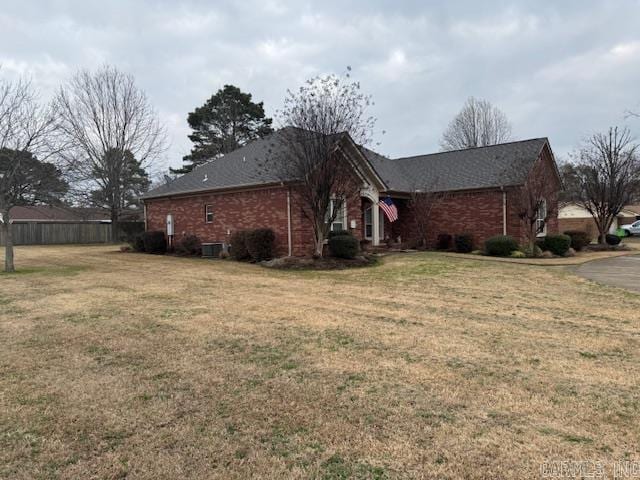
[0,222,111,246]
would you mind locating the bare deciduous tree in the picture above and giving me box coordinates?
[571,127,640,243]
[55,65,166,241]
[407,182,448,248]
[515,165,558,252]
[264,71,376,257]
[441,97,512,151]
[0,75,59,272]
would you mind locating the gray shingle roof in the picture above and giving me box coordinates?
[143,129,549,199]
[363,138,549,193]
[143,131,287,199]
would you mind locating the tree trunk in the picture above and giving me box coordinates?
[313,221,324,258]
[598,231,606,244]
[597,216,612,244]
[2,210,15,273]
[110,207,119,243]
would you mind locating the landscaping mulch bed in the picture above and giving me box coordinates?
[262,254,378,270]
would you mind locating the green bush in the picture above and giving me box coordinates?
[328,229,350,239]
[563,230,591,251]
[130,233,145,252]
[118,221,145,243]
[542,234,571,256]
[245,228,276,261]
[230,230,251,261]
[175,234,201,256]
[436,234,452,250]
[329,235,359,259]
[484,235,519,257]
[454,233,474,253]
[142,231,167,254]
[510,250,527,258]
[605,234,621,246]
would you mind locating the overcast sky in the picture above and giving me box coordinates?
[2,1,640,170]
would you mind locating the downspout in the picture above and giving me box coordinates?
[286,188,292,256]
[143,200,147,231]
[501,187,507,235]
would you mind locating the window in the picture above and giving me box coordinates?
[364,206,373,239]
[326,197,347,232]
[205,204,214,223]
[535,198,547,236]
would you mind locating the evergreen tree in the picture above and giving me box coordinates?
[173,85,273,174]
[89,149,150,237]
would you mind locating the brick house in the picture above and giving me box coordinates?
[142,128,561,256]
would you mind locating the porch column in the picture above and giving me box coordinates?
[372,197,380,246]
[360,185,381,246]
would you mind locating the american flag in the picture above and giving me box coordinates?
[379,197,398,222]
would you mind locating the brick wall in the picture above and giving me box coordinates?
[145,186,293,257]
[393,189,510,249]
[145,184,366,257]
[391,143,560,249]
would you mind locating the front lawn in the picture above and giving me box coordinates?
[1,246,639,479]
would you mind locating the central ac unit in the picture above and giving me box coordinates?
[201,242,224,258]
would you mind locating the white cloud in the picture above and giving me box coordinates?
[0,1,639,166]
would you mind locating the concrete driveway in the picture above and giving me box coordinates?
[575,254,640,293]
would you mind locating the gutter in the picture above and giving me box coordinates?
[141,181,286,201]
[143,201,147,231]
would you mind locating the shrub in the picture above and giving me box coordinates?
[541,234,571,256]
[329,235,359,259]
[510,250,527,258]
[130,233,145,252]
[522,243,543,258]
[118,221,145,243]
[436,234,452,250]
[142,231,167,254]
[454,233,473,253]
[605,233,621,246]
[563,230,591,251]
[175,234,201,256]
[484,235,519,257]
[245,228,276,261]
[230,230,251,261]
[328,229,350,239]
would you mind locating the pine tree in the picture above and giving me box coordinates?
[173,85,273,174]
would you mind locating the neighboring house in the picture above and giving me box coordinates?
[558,203,640,236]
[142,128,561,256]
[0,206,111,224]
[0,206,143,245]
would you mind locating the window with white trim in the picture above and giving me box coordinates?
[326,197,347,232]
[205,204,214,223]
[535,198,547,236]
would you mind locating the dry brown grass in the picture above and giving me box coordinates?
[1,245,639,479]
